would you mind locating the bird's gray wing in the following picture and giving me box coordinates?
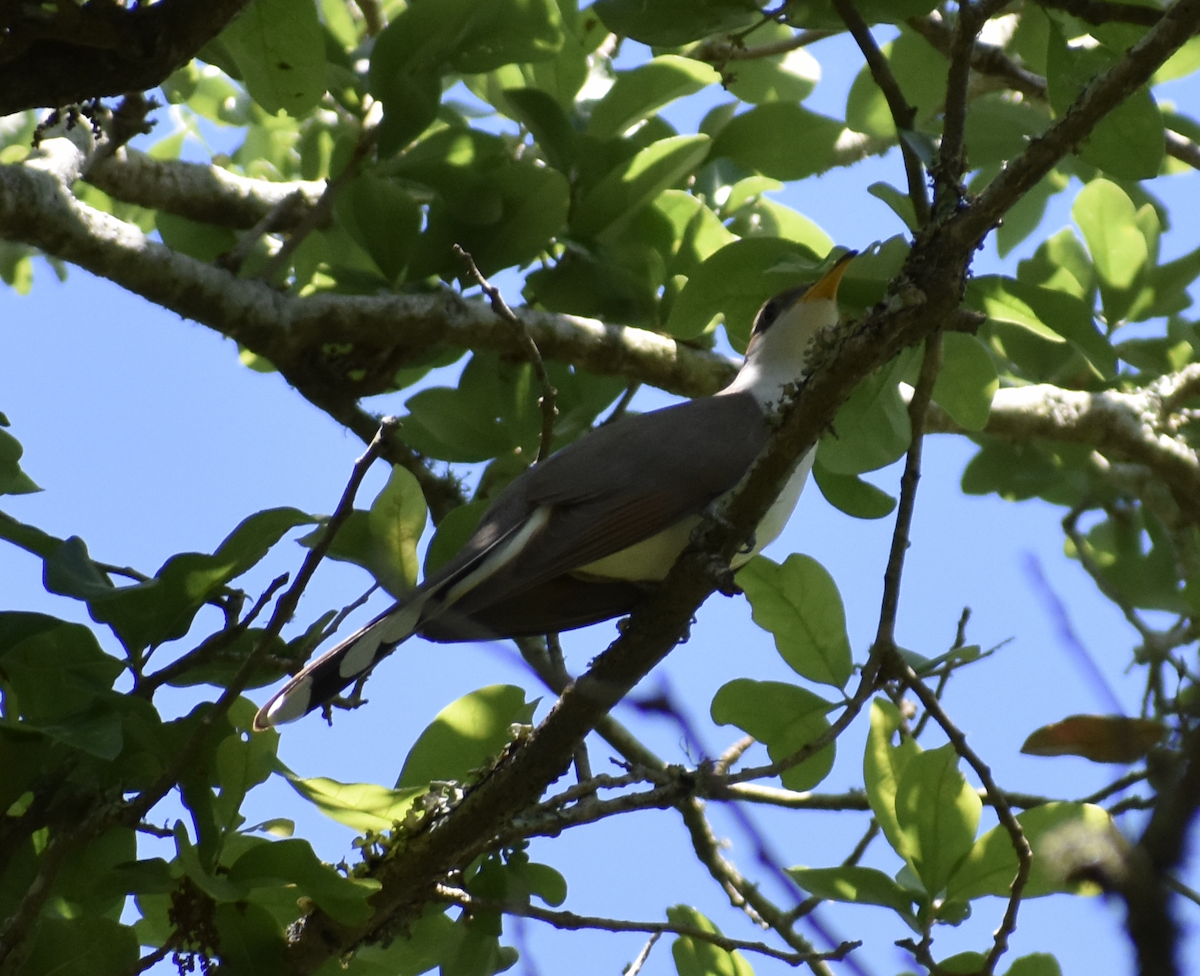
[441,392,770,612]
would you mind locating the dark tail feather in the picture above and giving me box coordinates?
[253,599,424,729]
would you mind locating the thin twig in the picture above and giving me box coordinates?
[830,0,929,226]
[873,334,943,670]
[906,13,1047,101]
[625,932,660,976]
[899,663,1031,976]
[714,735,755,775]
[137,573,289,695]
[257,124,378,285]
[433,884,858,965]
[601,383,640,425]
[1082,768,1149,804]
[126,938,179,976]
[455,244,558,462]
[219,190,308,275]
[789,819,882,922]
[126,418,397,820]
[1023,550,1127,714]
[691,28,833,64]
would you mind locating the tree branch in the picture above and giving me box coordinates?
[830,0,930,226]
[954,0,1200,245]
[0,144,738,403]
[0,0,252,115]
[86,147,326,230]
[432,884,858,966]
[922,374,1200,525]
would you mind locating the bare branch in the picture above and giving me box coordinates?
[830,0,930,225]
[922,375,1200,525]
[432,884,859,966]
[125,418,396,822]
[0,147,739,402]
[455,244,558,463]
[86,147,327,229]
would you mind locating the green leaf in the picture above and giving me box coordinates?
[1072,179,1148,291]
[1046,24,1164,179]
[1017,226,1095,300]
[397,684,536,788]
[571,134,712,243]
[0,614,123,753]
[711,678,835,791]
[665,237,823,348]
[725,22,820,105]
[933,333,997,432]
[81,507,315,653]
[368,465,429,598]
[895,743,982,895]
[863,699,921,864]
[285,774,428,832]
[786,865,919,920]
[52,827,137,916]
[155,213,238,264]
[812,460,897,520]
[711,103,846,181]
[425,499,489,575]
[725,197,833,257]
[817,351,913,475]
[222,0,327,117]
[392,128,571,278]
[667,905,755,976]
[947,802,1115,901]
[401,352,541,463]
[867,182,918,233]
[20,917,138,976]
[995,169,1070,258]
[503,87,578,171]
[594,0,759,46]
[736,554,853,687]
[214,901,288,973]
[961,440,1090,507]
[318,907,455,976]
[964,94,1050,169]
[1005,954,1064,976]
[339,174,422,284]
[967,275,1064,343]
[588,56,718,140]
[229,838,380,925]
[969,276,1115,379]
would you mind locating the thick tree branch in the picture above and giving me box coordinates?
[922,375,1200,524]
[86,147,327,230]
[0,143,738,403]
[0,0,252,116]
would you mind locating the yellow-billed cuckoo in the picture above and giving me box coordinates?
[254,250,855,730]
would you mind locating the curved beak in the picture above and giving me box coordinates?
[802,250,857,303]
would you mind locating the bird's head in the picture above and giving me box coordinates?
[721,249,857,410]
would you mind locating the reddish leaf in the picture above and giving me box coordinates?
[1021,715,1164,764]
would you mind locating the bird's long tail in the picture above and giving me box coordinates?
[253,597,426,729]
